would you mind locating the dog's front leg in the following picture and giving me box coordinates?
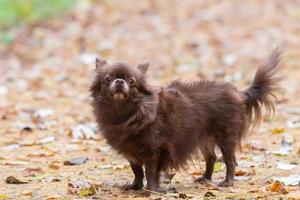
[144,157,160,191]
[124,161,144,190]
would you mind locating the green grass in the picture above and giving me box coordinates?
[0,0,77,28]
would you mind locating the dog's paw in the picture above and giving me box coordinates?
[123,183,143,190]
[194,176,211,184]
[218,180,233,187]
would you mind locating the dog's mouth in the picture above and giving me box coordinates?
[111,91,128,100]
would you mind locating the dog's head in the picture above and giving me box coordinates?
[90,58,152,103]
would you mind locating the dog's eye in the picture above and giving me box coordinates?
[104,76,112,84]
[128,77,135,85]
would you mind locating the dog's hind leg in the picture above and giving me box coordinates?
[217,136,237,187]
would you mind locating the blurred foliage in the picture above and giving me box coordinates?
[0,0,77,28]
[0,0,77,44]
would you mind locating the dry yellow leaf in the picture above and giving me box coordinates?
[48,161,61,170]
[271,127,285,134]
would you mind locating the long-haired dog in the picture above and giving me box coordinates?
[90,49,282,191]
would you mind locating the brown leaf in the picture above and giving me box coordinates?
[235,170,247,176]
[204,191,216,198]
[24,167,44,176]
[5,176,27,184]
[21,191,33,196]
[270,181,288,194]
[190,171,203,176]
[48,161,61,170]
[235,169,256,176]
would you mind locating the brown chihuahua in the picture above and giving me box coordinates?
[90,49,282,191]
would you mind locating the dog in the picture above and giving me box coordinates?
[90,49,282,191]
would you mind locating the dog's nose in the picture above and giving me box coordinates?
[115,79,125,85]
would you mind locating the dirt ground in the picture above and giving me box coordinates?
[0,0,300,199]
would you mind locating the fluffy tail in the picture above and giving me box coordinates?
[244,48,283,127]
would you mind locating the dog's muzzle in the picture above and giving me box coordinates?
[110,79,129,100]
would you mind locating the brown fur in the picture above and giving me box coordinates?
[90,49,282,191]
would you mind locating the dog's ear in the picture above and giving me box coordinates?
[137,62,149,74]
[95,58,107,69]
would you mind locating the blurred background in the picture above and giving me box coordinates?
[0,0,300,199]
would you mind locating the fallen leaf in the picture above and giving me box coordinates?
[235,170,246,176]
[77,187,95,197]
[271,127,285,134]
[270,181,288,194]
[68,180,101,197]
[64,157,88,165]
[204,191,216,198]
[235,169,256,176]
[48,161,61,170]
[21,191,33,196]
[24,167,44,176]
[190,171,202,176]
[5,176,27,184]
